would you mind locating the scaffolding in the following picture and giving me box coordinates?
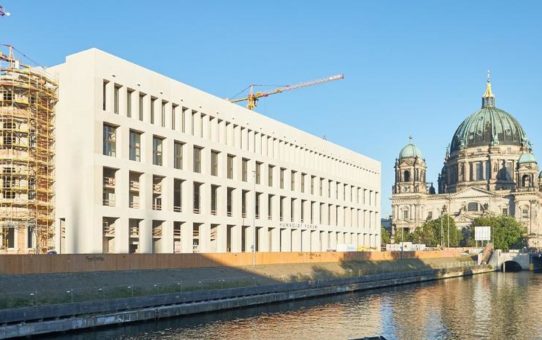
[0,45,57,254]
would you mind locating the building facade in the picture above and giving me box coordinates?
[391,80,542,247]
[44,48,381,254]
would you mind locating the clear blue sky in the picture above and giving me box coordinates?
[2,1,541,217]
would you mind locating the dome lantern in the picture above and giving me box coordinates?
[482,71,495,108]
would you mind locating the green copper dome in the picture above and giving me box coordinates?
[450,81,528,153]
[399,142,423,160]
[519,153,537,164]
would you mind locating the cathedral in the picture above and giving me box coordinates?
[391,79,542,247]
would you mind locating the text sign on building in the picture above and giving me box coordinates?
[474,226,491,241]
[279,223,319,230]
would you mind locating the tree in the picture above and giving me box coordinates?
[381,227,391,245]
[466,216,526,251]
[411,214,461,247]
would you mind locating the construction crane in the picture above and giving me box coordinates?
[228,74,344,110]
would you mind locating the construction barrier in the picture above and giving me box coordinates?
[0,249,465,275]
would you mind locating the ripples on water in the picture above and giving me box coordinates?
[54,272,542,340]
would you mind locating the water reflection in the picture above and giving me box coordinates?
[53,272,542,340]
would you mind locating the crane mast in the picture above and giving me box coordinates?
[229,74,344,110]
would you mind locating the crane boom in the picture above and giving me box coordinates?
[229,73,344,110]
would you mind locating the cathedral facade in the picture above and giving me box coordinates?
[391,80,542,247]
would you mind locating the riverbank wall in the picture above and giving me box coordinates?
[0,264,493,338]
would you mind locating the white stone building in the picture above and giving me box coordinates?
[47,48,381,254]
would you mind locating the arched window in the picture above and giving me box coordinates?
[522,175,531,188]
[467,202,479,212]
[404,170,411,182]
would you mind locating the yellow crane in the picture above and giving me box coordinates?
[228,73,344,110]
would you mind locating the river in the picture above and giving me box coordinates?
[53,272,542,340]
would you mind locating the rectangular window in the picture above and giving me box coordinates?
[211,185,218,215]
[150,97,157,124]
[103,124,116,157]
[102,80,108,111]
[138,93,145,121]
[173,179,183,212]
[211,150,219,176]
[268,165,274,187]
[126,89,133,117]
[311,176,315,195]
[172,104,178,130]
[161,101,167,127]
[291,171,296,191]
[193,182,201,213]
[227,188,233,216]
[268,194,273,220]
[242,190,248,217]
[242,158,248,182]
[27,226,34,249]
[227,154,234,179]
[255,162,262,184]
[152,136,163,166]
[319,178,323,196]
[280,168,285,189]
[174,141,184,169]
[114,84,121,114]
[255,192,261,219]
[129,130,141,161]
[301,173,306,193]
[193,146,202,173]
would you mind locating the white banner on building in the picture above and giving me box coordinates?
[474,226,491,241]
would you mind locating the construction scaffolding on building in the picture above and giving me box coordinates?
[0,45,57,254]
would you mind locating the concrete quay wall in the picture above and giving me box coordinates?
[0,265,493,338]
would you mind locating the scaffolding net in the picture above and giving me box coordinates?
[0,45,57,254]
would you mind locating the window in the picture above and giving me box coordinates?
[280,168,285,189]
[467,202,479,212]
[291,199,295,222]
[402,210,409,220]
[291,171,296,191]
[242,158,248,182]
[242,190,248,217]
[127,89,134,117]
[311,176,315,195]
[268,195,273,220]
[301,173,305,193]
[255,162,262,184]
[152,136,163,166]
[227,155,234,179]
[138,93,145,121]
[522,208,529,219]
[319,178,323,196]
[173,179,183,212]
[150,97,157,124]
[129,130,141,161]
[268,165,274,187]
[227,188,233,216]
[114,84,121,114]
[172,104,178,130]
[211,150,219,176]
[102,80,108,110]
[27,226,34,249]
[161,101,167,127]
[255,193,261,219]
[502,208,508,216]
[193,146,202,173]
[174,142,183,169]
[211,185,218,215]
[193,182,201,213]
[103,124,116,157]
[6,228,14,248]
